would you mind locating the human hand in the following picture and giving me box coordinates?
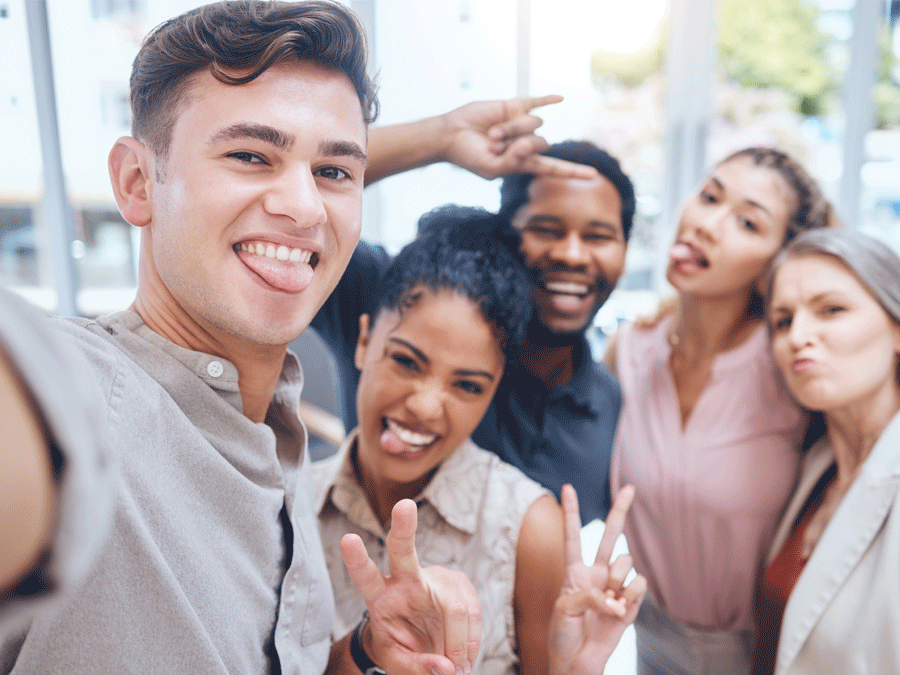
[341,499,481,675]
[548,485,646,675]
[440,95,598,180]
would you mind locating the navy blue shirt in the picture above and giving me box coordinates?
[308,242,620,524]
[473,337,619,524]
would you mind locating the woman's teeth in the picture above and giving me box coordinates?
[387,419,437,447]
[238,242,312,264]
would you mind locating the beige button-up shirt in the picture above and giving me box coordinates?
[316,431,549,675]
[4,311,333,675]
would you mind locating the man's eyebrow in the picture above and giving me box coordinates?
[528,215,621,234]
[209,123,294,151]
[525,215,564,226]
[320,139,368,167]
[585,220,621,234]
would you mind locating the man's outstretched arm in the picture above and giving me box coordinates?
[0,345,57,595]
[365,95,598,185]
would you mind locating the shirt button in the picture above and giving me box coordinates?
[207,360,224,377]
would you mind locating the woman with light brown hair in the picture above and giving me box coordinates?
[605,147,838,674]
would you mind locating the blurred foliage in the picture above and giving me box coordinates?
[590,0,900,128]
[877,24,900,128]
[591,28,665,87]
[718,0,834,116]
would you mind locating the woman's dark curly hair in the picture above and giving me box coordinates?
[375,205,532,364]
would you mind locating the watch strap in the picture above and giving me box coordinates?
[350,611,386,675]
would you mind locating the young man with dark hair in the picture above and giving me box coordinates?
[313,140,635,526]
[0,2,593,673]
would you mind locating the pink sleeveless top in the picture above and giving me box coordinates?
[611,317,804,631]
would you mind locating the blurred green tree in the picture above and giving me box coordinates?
[718,0,834,115]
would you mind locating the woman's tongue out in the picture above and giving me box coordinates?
[669,242,707,274]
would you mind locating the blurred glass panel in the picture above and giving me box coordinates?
[0,0,44,303]
[532,0,670,335]
[860,4,900,252]
[712,0,899,251]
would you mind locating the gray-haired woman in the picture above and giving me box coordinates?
[756,228,900,675]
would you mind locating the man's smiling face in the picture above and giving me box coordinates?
[513,174,626,336]
[139,60,367,348]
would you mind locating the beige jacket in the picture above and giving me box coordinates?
[766,411,900,675]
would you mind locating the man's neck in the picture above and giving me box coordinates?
[518,336,576,390]
[131,292,287,424]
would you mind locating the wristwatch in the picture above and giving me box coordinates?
[350,611,387,675]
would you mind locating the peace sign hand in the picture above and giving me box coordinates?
[340,499,481,675]
[548,484,647,675]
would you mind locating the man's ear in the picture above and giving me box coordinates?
[108,137,154,228]
[354,314,371,370]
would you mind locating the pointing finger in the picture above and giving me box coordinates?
[519,154,599,179]
[519,93,565,112]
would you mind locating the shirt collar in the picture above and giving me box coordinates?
[561,335,600,413]
[99,310,304,416]
[316,430,483,536]
[506,333,600,415]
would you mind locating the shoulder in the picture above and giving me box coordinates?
[514,495,565,603]
[519,494,564,550]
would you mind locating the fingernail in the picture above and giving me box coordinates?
[431,669,450,675]
[466,661,473,674]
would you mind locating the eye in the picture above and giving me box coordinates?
[583,232,616,243]
[314,166,351,181]
[526,225,563,239]
[771,315,792,332]
[699,191,717,204]
[822,305,845,317]
[391,353,419,372]
[455,380,484,395]
[227,151,267,165]
[740,218,759,233]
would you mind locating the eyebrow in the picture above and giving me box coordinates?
[771,291,846,313]
[526,214,621,234]
[209,122,294,151]
[320,139,368,167]
[710,176,776,220]
[388,337,496,381]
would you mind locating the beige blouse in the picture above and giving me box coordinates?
[315,431,550,675]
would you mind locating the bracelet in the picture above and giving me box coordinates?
[350,611,386,675]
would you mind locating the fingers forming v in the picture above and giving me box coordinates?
[386,499,422,580]
[340,533,386,606]
[595,485,634,567]
[561,484,584,568]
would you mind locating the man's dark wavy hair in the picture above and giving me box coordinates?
[498,140,636,240]
[131,0,378,163]
[376,205,532,363]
